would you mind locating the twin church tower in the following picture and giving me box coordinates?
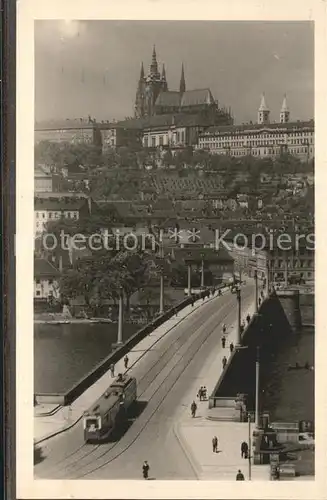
[258,93,290,125]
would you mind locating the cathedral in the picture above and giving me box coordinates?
[134,46,232,121]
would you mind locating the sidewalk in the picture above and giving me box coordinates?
[174,284,271,481]
[34,287,228,444]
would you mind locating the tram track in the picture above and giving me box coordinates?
[37,293,223,477]
[38,292,229,477]
[52,286,254,479]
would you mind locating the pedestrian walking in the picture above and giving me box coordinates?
[203,386,207,400]
[241,441,249,459]
[124,355,129,369]
[222,356,227,369]
[229,342,234,353]
[212,436,218,453]
[142,461,150,479]
[110,363,115,377]
[221,335,226,348]
[236,469,245,480]
[258,297,261,306]
[222,323,227,335]
[197,387,204,401]
[246,314,251,324]
[191,401,197,418]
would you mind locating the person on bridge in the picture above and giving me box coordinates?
[246,314,251,324]
[229,342,234,353]
[236,469,245,480]
[124,355,129,369]
[222,356,227,369]
[212,436,218,453]
[191,401,197,417]
[218,289,222,296]
[142,461,150,479]
[110,363,115,377]
[241,441,249,458]
[221,336,226,348]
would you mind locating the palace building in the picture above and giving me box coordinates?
[197,94,314,161]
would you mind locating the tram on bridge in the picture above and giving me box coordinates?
[83,374,137,443]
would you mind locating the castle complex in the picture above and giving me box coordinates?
[34,47,314,160]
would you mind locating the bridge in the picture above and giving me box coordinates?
[34,280,312,481]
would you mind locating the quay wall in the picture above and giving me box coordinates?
[209,290,309,412]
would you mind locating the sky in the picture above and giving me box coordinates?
[35,20,314,124]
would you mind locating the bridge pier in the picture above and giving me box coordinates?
[275,289,302,332]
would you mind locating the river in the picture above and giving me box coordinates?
[34,323,139,394]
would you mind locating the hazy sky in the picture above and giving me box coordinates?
[35,20,314,124]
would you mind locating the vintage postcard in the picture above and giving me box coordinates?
[16,0,326,498]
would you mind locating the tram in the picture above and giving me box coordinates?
[83,374,137,443]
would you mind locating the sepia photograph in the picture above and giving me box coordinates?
[32,18,315,482]
[15,1,327,497]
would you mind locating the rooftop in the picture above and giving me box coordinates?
[201,120,314,136]
[34,258,60,277]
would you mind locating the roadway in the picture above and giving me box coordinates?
[35,283,255,480]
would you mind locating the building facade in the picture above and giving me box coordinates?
[34,194,91,234]
[34,166,53,192]
[34,258,60,300]
[197,96,314,160]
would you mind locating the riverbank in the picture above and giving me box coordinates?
[34,317,114,324]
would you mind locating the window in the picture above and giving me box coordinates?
[36,291,41,296]
[48,279,53,285]
[159,136,163,146]
[36,212,39,219]
[36,279,40,285]
[151,137,156,147]
[49,212,52,219]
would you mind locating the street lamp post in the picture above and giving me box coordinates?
[255,346,260,428]
[159,243,164,314]
[187,263,192,296]
[236,287,241,345]
[266,260,270,295]
[254,270,258,313]
[248,413,252,480]
[117,286,124,346]
[200,257,205,288]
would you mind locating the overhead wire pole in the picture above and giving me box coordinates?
[159,242,164,314]
[116,286,124,346]
[254,269,258,312]
[236,287,241,346]
[248,413,252,480]
[255,346,260,428]
[187,262,192,296]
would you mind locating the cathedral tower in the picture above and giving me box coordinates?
[280,94,290,123]
[179,63,186,94]
[258,93,270,125]
[134,62,146,118]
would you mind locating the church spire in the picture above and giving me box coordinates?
[179,63,186,93]
[140,61,145,80]
[161,63,168,91]
[258,93,270,124]
[280,94,290,123]
[150,45,158,75]
[162,63,166,80]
